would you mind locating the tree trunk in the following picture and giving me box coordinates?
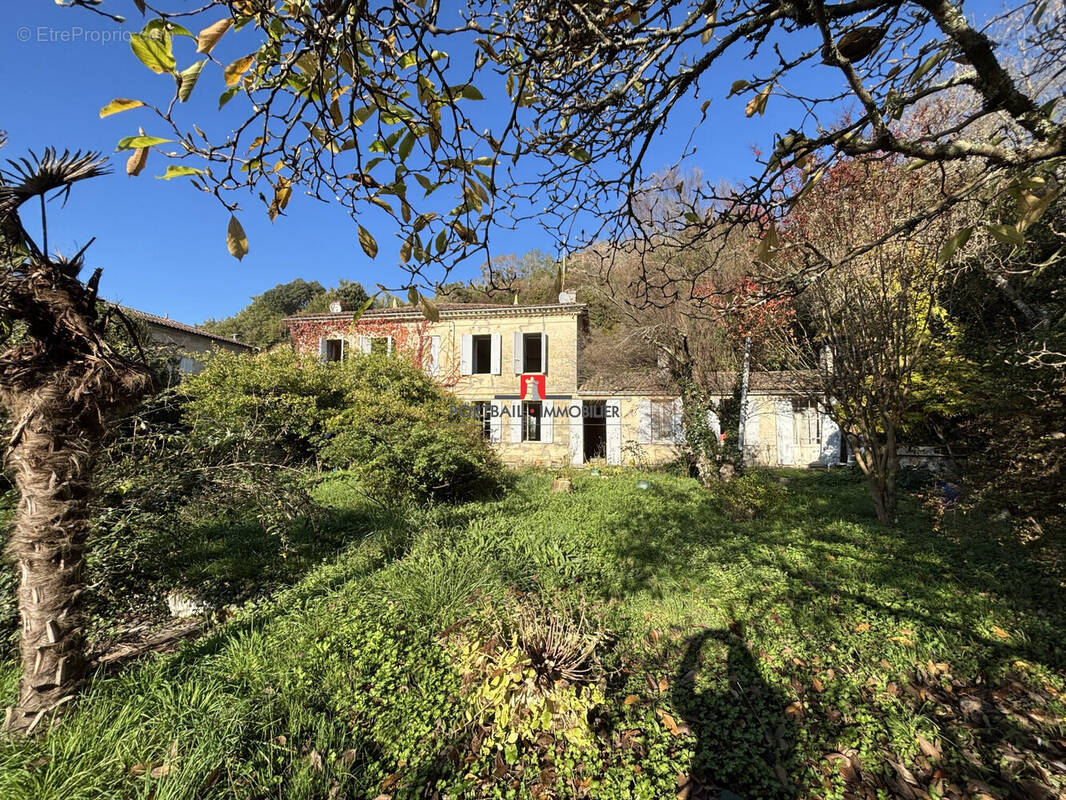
[848,429,899,525]
[0,267,155,735]
[4,387,95,734]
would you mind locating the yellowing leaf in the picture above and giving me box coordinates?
[992,626,1010,640]
[196,17,232,54]
[126,147,149,176]
[756,223,778,263]
[623,694,640,706]
[357,225,378,259]
[745,85,771,117]
[224,54,255,87]
[116,134,173,151]
[854,622,871,632]
[99,98,145,118]
[130,32,176,74]
[268,177,292,221]
[227,215,249,261]
[986,223,1024,247]
[420,293,440,322]
[157,165,202,180]
[937,227,973,265]
[177,60,206,103]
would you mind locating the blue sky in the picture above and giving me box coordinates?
[2,1,1000,324]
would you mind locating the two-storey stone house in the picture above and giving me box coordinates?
[284,299,845,469]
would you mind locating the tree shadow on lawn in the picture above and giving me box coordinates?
[601,474,1066,670]
[600,472,1066,798]
[87,501,410,680]
[670,628,799,799]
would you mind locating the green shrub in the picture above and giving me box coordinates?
[319,355,504,503]
[716,471,788,521]
[181,347,345,463]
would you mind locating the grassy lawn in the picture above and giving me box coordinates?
[0,469,1063,799]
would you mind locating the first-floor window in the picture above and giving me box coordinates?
[522,332,544,373]
[369,336,390,355]
[650,399,675,442]
[472,334,493,374]
[324,339,343,362]
[521,401,542,442]
[474,401,493,439]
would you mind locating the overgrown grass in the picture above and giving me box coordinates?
[0,469,1063,799]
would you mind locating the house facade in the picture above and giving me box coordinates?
[284,300,844,469]
[124,307,256,373]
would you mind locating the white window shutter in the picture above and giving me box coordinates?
[490,400,502,443]
[637,397,652,444]
[606,399,622,465]
[743,397,760,447]
[428,336,441,377]
[541,333,548,374]
[776,398,794,465]
[386,336,393,355]
[490,333,502,375]
[708,407,721,439]
[318,337,327,363]
[541,401,554,443]
[509,401,523,443]
[671,397,684,442]
[569,402,583,466]
[513,331,523,374]
[340,339,347,361]
[820,410,840,464]
[358,335,371,354]
[460,334,472,375]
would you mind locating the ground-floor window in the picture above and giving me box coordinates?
[521,401,542,442]
[474,401,493,439]
[650,398,675,442]
[369,336,390,355]
[792,398,821,445]
[323,339,343,362]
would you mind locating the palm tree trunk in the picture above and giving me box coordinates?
[4,389,94,734]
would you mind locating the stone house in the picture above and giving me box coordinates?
[124,307,255,373]
[284,299,845,469]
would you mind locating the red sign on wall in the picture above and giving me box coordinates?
[520,374,546,400]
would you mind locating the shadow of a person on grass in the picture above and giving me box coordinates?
[671,627,798,799]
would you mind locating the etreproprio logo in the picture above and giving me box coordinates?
[448,375,620,419]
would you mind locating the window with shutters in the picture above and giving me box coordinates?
[521,401,542,442]
[650,399,675,442]
[324,339,343,362]
[473,401,493,439]
[472,334,493,374]
[522,332,543,373]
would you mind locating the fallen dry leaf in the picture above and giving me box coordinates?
[855,622,871,632]
[992,626,1011,639]
[812,677,825,693]
[655,709,689,736]
[623,694,640,706]
[917,735,941,760]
